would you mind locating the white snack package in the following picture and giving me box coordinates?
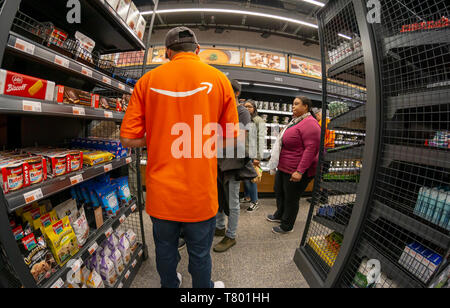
[109,248,125,275]
[72,207,89,247]
[99,255,117,287]
[125,229,137,253]
[118,235,131,264]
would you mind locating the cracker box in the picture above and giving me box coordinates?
[135,15,147,41]
[116,0,131,21]
[0,69,55,100]
[126,2,140,30]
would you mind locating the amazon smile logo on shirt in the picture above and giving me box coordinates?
[150,82,213,98]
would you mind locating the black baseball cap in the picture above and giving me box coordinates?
[165,27,199,49]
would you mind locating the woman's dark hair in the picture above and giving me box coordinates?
[296,96,316,120]
[244,99,258,118]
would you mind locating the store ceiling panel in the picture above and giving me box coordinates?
[135,0,324,44]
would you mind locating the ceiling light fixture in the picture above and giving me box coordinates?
[141,8,319,29]
[238,81,251,85]
[338,33,352,40]
[302,0,325,7]
[253,83,299,91]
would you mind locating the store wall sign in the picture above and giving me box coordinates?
[66,0,81,24]
[400,17,449,33]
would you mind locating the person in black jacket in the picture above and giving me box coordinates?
[214,79,255,253]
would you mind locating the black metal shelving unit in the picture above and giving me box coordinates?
[295,0,449,288]
[0,0,150,288]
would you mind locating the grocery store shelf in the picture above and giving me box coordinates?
[357,238,425,288]
[42,198,139,288]
[6,32,133,94]
[266,123,287,128]
[0,95,124,122]
[4,156,133,213]
[325,144,364,161]
[20,0,145,52]
[328,105,365,129]
[327,51,364,79]
[312,215,347,234]
[383,28,450,52]
[111,243,144,289]
[333,130,366,137]
[372,200,450,249]
[386,88,450,118]
[321,181,358,194]
[259,109,292,116]
[381,144,450,169]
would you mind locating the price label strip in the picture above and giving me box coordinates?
[88,242,98,255]
[131,203,137,213]
[104,163,112,172]
[131,260,137,268]
[22,100,42,112]
[70,174,83,185]
[119,215,126,224]
[72,106,85,116]
[126,157,132,164]
[81,67,92,77]
[23,188,43,204]
[50,278,65,289]
[104,111,113,118]
[14,38,35,55]
[124,270,130,280]
[54,55,70,68]
[102,76,112,85]
[104,227,114,238]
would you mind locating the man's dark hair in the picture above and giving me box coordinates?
[230,79,241,97]
[168,43,198,53]
[296,96,317,120]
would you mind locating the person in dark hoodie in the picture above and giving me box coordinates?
[214,79,255,253]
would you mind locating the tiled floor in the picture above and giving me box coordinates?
[130,198,310,288]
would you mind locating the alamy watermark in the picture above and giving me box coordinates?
[367,0,381,24]
[67,0,81,24]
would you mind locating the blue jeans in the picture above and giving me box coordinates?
[151,216,216,288]
[216,179,240,239]
[243,179,258,203]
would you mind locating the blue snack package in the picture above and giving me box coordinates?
[113,176,132,203]
[79,182,91,203]
[88,183,101,208]
[96,185,120,217]
[95,173,110,185]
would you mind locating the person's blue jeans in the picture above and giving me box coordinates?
[150,216,216,288]
[216,178,240,239]
[243,179,258,203]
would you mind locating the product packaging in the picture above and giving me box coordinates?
[0,69,55,100]
[105,0,120,10]
[116,0,131,21]
[74,31,95,65]
[109,248,125,275]
[71,207,90,247]
[55,85,99,108]
[113,176,131,203]
[82,150,115,166]
[43,216,79,265]
[118,235,131,264]
[126,2,140,30]
[135,15,147,40]
[54,198,79,223]
[99,255,118,287]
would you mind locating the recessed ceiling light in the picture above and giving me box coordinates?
[302,0,325,7]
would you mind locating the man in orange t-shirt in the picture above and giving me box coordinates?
[120,27,239,288]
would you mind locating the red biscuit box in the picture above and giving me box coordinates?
[0,69,55,101]
[55,85,99,108]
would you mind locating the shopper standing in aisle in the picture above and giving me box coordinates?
[242,99,266,212]
[214,80,252,252]
[120,27,239,288]
[267,96,321,234]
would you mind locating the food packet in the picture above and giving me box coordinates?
[109,248,125,275]
[99,255,117,287]
[32,210,58,230]
[125,229,137,253]
[107,234,119,251]
[83,151,114,166]
[95,185,120,218]
[118,235,131,264]
[72,207,90,247]
[86,269,105,288]
[112,176,132,203]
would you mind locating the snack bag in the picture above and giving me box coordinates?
[99,255,117,287]
[32,210,58,230]
[83,151,114,166]
[20,230,57,283]
[54,198,78,223]
[109,248,125,275]
[95,185,120,218]
[118,235,131,264]
[22,205,47,226]
[72,207,89,247]
[43,216,79,265]
[125,229,137,253]
[86,269,105,288]
[113,176,131,203]
[107,234,119,251]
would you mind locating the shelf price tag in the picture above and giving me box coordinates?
[104,111,113,118]
[126,157,132,164]
[119,215,126,224]
[118,282,123,288]
[118,83,125,90]
[105,227,114,238]
[138,250,143,258]
[22,100,42,112]
[131,203,137,213]
[23,188,43,204]
[131,260,137,268]
[67,258,82,273]
[124,270,130,280]
[81,67,92,77]
[102,76,111,85]
[88,242,98,255]
[14,38,35,55]
[72,106,85,116]
[50,278,65,289]
[104,163,112,172]
[54,55,70,68]
[70,174,83,185]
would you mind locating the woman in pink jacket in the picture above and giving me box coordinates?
[267,96,321,234]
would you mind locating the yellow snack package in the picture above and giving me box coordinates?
[22,205,47,226]
[82,151,114,166]
[32,210,58,231]
[43,216,79,266]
